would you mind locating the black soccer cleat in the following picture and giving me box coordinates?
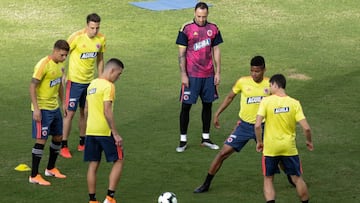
[194,184,210,193]
[287,175,296,187]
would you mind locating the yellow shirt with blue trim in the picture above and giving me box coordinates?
[86,78,115,136]
[67,29,106,84]
[32,56,64,110]
[232,76,270,124]
[257,95,306,156]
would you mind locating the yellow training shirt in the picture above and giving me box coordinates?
[86,78,115,136]
[257,95,306,156]
[232,76,270,124]
[67,29,106,84]
[31,56,64,111]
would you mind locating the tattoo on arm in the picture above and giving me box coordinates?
[178,54,186,73]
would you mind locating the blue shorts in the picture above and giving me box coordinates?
[224,120,264,152]
[32,108,63,139]
[84,135,124,162]
[180,76,218,104]
[65,80,89,111]
[262,155,303,176]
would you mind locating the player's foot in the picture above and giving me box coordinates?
[176,141,187,152]
[103,195,116,203]
[201,139,219,150]
[89,201,100,203]
[287,175,296,187]
[77,144,85,151]
[194,184,210,193]
[45,168,66,178]
[29,174,51,186]
[60,147,72,158]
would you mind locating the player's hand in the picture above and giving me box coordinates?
[214,73,220,86]
[256,142,263,152]
[33,109,41,122]
[181,74,189,88]
[306,141,314,151]
[113,134,123,146]
[213,116,220,129]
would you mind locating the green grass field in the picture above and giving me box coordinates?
[1,0,359,202]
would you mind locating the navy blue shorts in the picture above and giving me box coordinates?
[32,108,63,139]
[180,76,218,104]
[262,155,303,176]
[224,120,264,152]
[65,80,89,111]
[84,135,124,162]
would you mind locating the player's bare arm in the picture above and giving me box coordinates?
[178,46,188,87]
[104,101,123,146]
[254,115,264,152]
[29,78,41,122]
[212,45,221,85]
[97,52,104,77]
[298,119,314,151]
[213,91,236,128]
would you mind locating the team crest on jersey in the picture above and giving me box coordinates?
[49,77,61,87]
[274,107,290,114]
[264,88,270,94]
[80,52,97,59]
[207,30,213,37]
[247,96,263,104]
[193,32,198,36]
[96,43,101,49]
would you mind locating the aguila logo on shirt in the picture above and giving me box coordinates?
[88,88,96,95]
[193,38,211,51]
[246,96,263,104]
[49,77,61,87]
[274,107,290,114]
[80,52,97,59]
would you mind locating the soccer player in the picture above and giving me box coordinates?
[61,13,106,158]
[194,56,270,193]
[85,58,124,203]
[29,40,69,186]
[175,2,223,152]
[255,74,314,203]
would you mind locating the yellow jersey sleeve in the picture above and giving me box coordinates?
[31,56,63,111]
[67,29,106,84]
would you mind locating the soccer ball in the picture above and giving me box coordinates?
[158,192,177,203]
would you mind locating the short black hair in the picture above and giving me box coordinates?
[54,40,69,52]
[195,2,208,11]
[270,74,286,89]
[106,58,124,70]
[87,13,101,23]
[250,55,265,69]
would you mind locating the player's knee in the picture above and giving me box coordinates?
[181,103,192,112]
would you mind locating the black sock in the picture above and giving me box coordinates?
[107,189,115,198]
[61,140,68,148]
[267,200,275,203]
[89,193,96,201]
[204,173,214,186]
[79,136,85,145]
[31,143,44,177]
[302,200,309,203]
[47,141,61,170]
[179,141,187,147]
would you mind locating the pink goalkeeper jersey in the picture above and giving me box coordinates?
[176,20,223,78]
